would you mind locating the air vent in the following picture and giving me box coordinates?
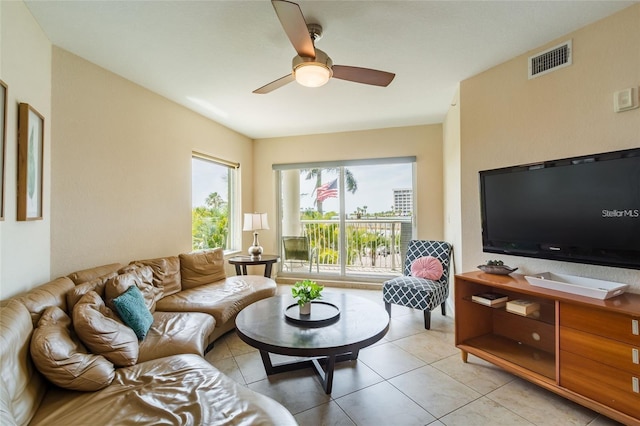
[528,40,572,79]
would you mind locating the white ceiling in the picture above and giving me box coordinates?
[25,0,636,139]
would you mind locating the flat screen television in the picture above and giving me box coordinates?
[479,148,640,270]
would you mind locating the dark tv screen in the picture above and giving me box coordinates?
[480,148,640,270]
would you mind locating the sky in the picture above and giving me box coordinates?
[192,158,413,214]
[192,157,229,208]
[298,163,412,214]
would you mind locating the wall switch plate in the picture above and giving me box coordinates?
[614,87,639,112]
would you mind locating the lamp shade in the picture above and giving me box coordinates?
[295,63,331,88]
[243,213,269,231]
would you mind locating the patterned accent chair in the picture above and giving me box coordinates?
[382,240,453,329]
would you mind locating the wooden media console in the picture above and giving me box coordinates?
[455,271,640,425]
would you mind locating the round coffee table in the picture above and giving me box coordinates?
[235,293,389,394]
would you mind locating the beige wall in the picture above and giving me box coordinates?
[49,48,254,282]
[3,1,637,299]
[443,88,462,275]
[253,125,444,257]
[458,4,640,290]
[0,1,52,298]
[0,0,3,296]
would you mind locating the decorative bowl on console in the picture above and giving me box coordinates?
[478,260,518,275]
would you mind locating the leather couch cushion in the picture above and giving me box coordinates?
[0,300,47,426]
[29,354,298,426]
[66,271,117,312]
[179,248,226,289]
[30,307,115,391]
[131,256,182,297]
[13,277,75,327]
[138,312,215,363]
[0,375,18,426]
[73,292,138,367]
[68,263,122,285]
[104,268,160,313]
[155,276,276,326]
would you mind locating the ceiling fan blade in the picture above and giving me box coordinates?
[253,73,295,94]
[332,65,395,87]
[272,0,315,58]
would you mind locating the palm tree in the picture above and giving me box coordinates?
[192,192,229,250]
[205,192,224,210]
[302,168,358,214]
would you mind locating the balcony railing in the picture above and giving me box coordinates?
[282,218,412,277]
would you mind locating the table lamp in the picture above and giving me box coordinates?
[243,213,269,259]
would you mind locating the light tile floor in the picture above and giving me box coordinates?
[204,286,623,426]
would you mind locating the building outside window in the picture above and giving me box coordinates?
[191,153,239,252]
[393,188,413,216]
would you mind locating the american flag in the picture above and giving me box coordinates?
[316,179,338,202]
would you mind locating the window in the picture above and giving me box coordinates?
[191,153,239,252]
[275,157,415,281]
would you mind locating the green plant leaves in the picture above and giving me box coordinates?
[291,279,324,306]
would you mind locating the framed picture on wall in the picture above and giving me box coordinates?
[17,103,44,221]
[0,80,6,220]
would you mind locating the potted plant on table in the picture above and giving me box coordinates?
[291,279,323,315]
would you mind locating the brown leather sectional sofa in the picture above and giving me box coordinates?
[0,248,297,425]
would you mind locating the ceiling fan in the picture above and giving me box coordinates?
[253,0,396,94]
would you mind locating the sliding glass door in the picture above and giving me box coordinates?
[276,157,415,281]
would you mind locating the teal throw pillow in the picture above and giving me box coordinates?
[112,285,153,340]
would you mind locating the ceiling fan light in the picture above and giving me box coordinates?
[294,63,331,88]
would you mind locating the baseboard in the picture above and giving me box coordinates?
[276,276,383,290]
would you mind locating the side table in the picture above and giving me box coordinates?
[228,255,280,278]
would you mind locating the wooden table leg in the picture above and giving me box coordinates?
[257,351,346,394]
[461,350,468,363]
[264,262,273,278]
[312,355,336,394]
[259,350,276,374]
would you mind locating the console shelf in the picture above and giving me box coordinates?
[461,334,555,379]
[455,271,640,426]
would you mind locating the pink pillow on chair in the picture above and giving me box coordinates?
[410,256,444,280]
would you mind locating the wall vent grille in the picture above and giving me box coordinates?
[528,40,572,79]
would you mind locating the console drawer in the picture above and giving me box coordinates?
[560,303,640,346]
[560,326,640,375]
[560,350,640,419]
